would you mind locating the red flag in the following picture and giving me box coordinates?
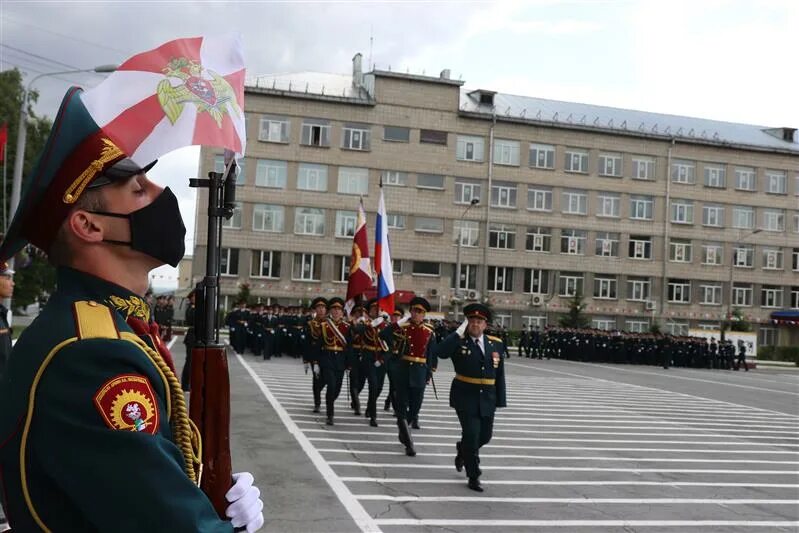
[0,123,7,162]
[345,198,372,307]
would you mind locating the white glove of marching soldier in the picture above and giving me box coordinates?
[371,316,385,327]
[456,318,469,338]
[397,312,411,327]
[225,472,264,532]
[312,363,320,377]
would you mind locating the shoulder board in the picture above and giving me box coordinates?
[399,323,410,329]
[73,301,121,340]
[422,323,435,332]
[487,335,503,343]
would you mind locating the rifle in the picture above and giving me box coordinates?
[187,159,238,517]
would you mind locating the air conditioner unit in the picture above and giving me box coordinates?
[645,301,657,311]
[466,290,480,301]
[530,294,544,306]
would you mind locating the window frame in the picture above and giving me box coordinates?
[488,266,514,292]
[598,153,623,177]
[593,275,618,300]
[250,250,281,279]
[342,124,371,151]
[562,189,588,215]
[564,149,589,173]
[489,223,517,250]
[297,163,329,191]
[292,253,321,281]
[258,115,290,143]
[456,135,485,162]
[529,143,555,169]
[293,207,325,236]
[300,119,331,148]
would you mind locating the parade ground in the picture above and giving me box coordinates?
[171,341,799,533]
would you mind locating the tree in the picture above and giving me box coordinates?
[558,292,590,328]
[236,282,251,306]
[12,247,56,311]
[728,308,752,332]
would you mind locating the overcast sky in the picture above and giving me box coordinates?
[1,0,797,289]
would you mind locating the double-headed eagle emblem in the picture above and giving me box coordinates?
[157,57,242,128]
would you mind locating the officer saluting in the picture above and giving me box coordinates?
[435,303,507,492]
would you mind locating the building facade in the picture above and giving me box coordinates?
[192,54,799,345]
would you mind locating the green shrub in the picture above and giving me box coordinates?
[758,345,799,365]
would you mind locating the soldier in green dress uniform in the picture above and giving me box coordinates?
[435,303,507,492]
[0,87,263,532]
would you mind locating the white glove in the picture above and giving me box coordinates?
[374,360,382,367]
[225,472,264,532]
[456,318,469,338]
[397,313,411,326]
[313,364,320,377]
[371,316,385,327]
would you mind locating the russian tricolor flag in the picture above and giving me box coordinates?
[374,184,395,314]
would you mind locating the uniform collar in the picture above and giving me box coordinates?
[56,266,151,322]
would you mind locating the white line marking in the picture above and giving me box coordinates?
[235,354,381,533]
[342,477,799,487]
[357,495,799,504]
[315,449,799,464]
[373,519,799,527]
[328,461,799,474]
[167,336,177,350]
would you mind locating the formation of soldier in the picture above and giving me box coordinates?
[224,301,312,359]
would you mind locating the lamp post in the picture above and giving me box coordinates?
[454,198,480,318]
[723,228,762,340]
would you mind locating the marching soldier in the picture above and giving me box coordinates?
[303,297,327,413]
[319,297,350,425]
[435,303,506,492]
[0,264,13,384]
[180,288,196,391]
[380,297,437,456]
[383,307,404,413]
[225,300,248,355]
[734,339,749,371]
[361,299,389,427]
[348,303,367,416]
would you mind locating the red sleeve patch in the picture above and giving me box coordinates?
[94,374,160,435]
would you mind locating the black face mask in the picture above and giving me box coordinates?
[90,187,186,267]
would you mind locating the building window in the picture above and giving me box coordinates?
[626,320,650,333]
[488,266,513,292]
[735,167,756,191]
[452,264,478,290]
[759,327,778,347]
[253,204,284,232]
[765,170,787,194]
[393,259,403,274]
[220,248,239,276]
[382,170,408,187]
[222,202,242,229]
[668,279,691,304]
[704,165,726,188]
[383,126,410,142]
[559,272,584,297]
[251,250,281,278]
[335,255,351,283]
[592,317,616,331]
[491,182,517,208]
[523,315,547,328]
[595,232,620,257]
[732,283,753,307]
[525,226,551,253]
[793,213,799,233]
[337,167,369,195]
[698,322,721,331]
[453,220,479,247]
[598,153,622,177]
[335,210,357,238]
[258,115,290,143]
[529,143,555,169]
[700,284,722,305]
[562,190,588,215]
[593,275,618,299]
[669,239,692,263]
[597,192,620,218]
[415,217,444,233]
[300,118,331,147]
[412,261,440,276]
[667,322,689,336]
[419,129,447,145]
[564,149,589,173]
[527,187,552,211]
[632,156,655,180]
[489,224,516,249]
[294,207,325,236]
[629,236,653,260]
[495,315,512,329]
[214,155,246,185]
[456,135,485,162]
[671,159,696,184]
[791,287,799,309]
[762,209,785,232]
[524,268,550,294]
[793,248,799,271]
[763,248,784,270]
[455,178,481,204]
[297,163,328,191]
[559,228,586,255]
[701,243,723,266]
[494,139,520,166]
[417,173,445,189]
[702,205,724,227]
[761,286,783,308]
[630,195,654,220]
[670,199,694,224]
[255,159,287,188]
[292,253,321,281]
[732,206,755,229]
[387,213,406,229]
[342,123,371,151]
[733,245,754,268]
[627,277,650,301]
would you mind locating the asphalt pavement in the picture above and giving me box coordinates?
[178,342,799,533]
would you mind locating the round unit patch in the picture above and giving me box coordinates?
[94,374,160,434]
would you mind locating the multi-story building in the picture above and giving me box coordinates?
[192,53,799,346]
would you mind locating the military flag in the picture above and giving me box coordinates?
[81,33,246,166]
[374,182,395,314]
[345,198,372,312]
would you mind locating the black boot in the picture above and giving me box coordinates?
[352,396,361,416]
[313,404,320,414]
[397,418,415,456]
[468,477,483,492]
[326,416,334,426]
[384,397,391,411]
[455,441,464,473]
[411,419,420,430]
[370,417,378,427]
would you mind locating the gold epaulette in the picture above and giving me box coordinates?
[487,335,503,343]
[73,301,120,340]
[422,323,435,332]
